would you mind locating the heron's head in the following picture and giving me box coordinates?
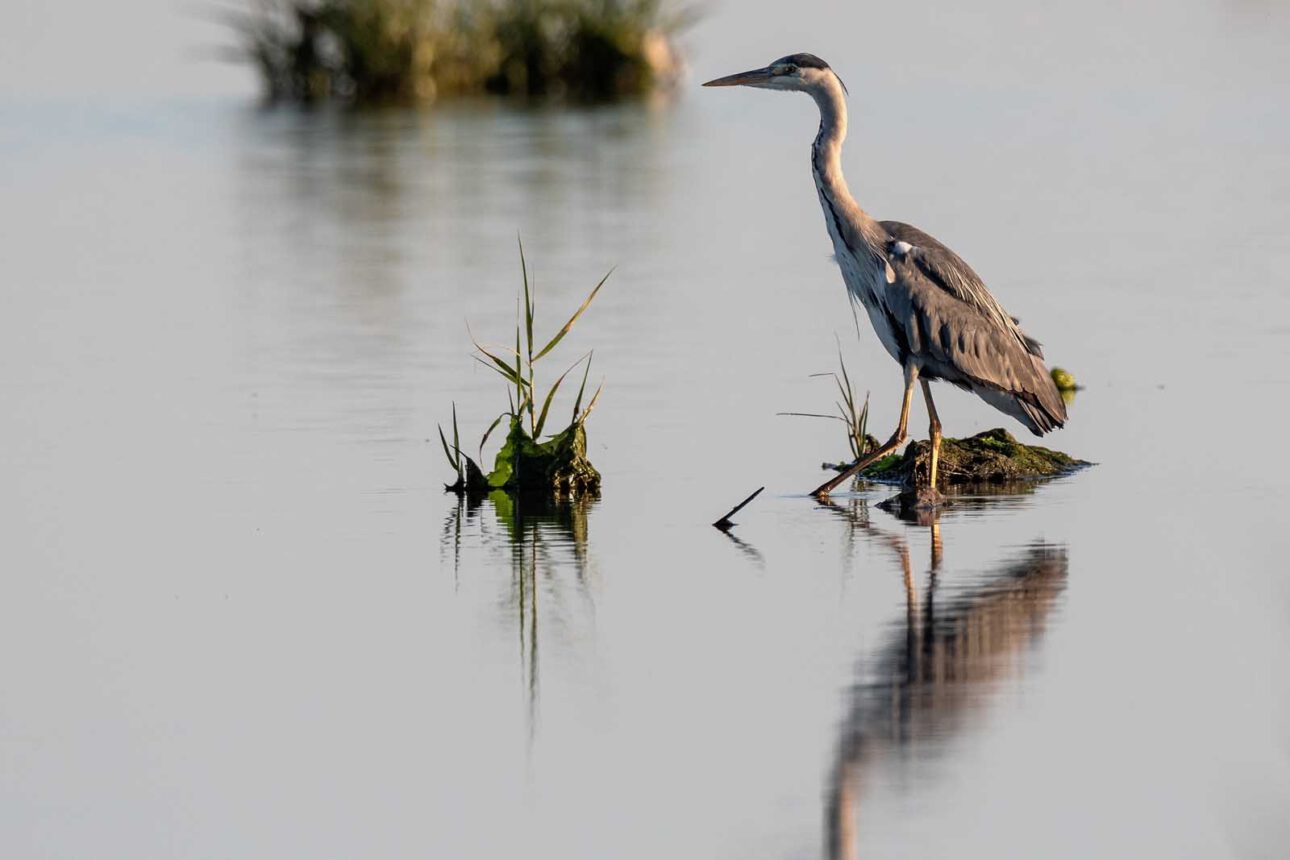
[702,53,846,96]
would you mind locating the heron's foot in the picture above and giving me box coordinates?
[877,487,948,524]
[899,485,947,512]
[877,486,947,524]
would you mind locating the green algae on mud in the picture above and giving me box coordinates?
[488,417,600,497]
[445,414,601,500]
[852,428,1090,487]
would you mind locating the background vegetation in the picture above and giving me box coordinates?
[224,0,693,104]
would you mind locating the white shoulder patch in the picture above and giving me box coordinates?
[890,240,913,258]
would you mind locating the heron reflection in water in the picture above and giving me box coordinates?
[704,56,1067,498]
[818,499,1068,859]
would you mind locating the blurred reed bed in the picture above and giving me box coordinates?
[222,0,694,104]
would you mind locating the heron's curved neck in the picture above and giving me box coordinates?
[809,77,884,252]
[811,80,849,181]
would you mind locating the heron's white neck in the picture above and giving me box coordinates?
[809,75,885,253]
[810,78,849,181]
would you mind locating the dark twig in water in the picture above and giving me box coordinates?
[713,486,765,531]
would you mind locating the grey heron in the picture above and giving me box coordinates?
[704,54,1067,499]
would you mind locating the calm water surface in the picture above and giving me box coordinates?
[3,1,1290,857]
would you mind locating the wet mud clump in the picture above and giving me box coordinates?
[445,455,490,497]
[487,419,601,497]
[861,428,1089,487]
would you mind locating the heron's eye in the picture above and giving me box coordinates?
[784,65,799,75]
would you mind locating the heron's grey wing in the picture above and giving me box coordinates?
[883,247,1067,434]
[880,221,1043,358]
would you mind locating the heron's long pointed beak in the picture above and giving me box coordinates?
[702,67,774,87]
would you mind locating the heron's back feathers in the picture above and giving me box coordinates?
[881,222,1044,357]
[878,221,1067,435]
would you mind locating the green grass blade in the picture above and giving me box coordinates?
[534,383,560,438]
[519,237,534,363]
[472,355,525,387]
[777,411,847,423]
[528,365,536,430]
[479,411,507,459]
[468,322,524,384]
[575,380,604,425]
[473,342,518,379]
[837,398,859,457]
[533,356,584,438]
[837,343,853,394]
[533,268,612,363]
[834,339,858,417]
[571,351,594,420]
[835,375,853,415]
[835,349,856,416]
[859,392,870,447]
[438,423,461,474]
[515,321,528,421]
[452,402,462,470]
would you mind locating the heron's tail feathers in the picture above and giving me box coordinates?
[1026,358,1069,435]
[973,359,1067,437]
[1017,394,1066,436]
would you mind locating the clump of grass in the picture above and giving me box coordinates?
[222,0,693,104]
[441,241,607,499]
[781,343,878,468]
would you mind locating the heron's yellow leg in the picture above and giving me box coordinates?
[811,368,917,498]
[895,375,915,439]
[920,380,942,490]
